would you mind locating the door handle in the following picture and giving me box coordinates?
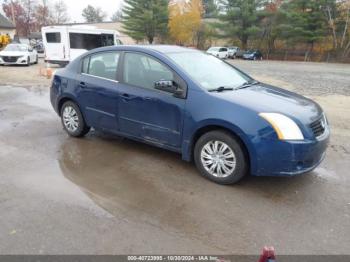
[79,82,86,88]
[121,93,133,101]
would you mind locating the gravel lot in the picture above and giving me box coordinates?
[231,60,350,96]
[0,59,349,255]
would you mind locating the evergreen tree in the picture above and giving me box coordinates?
[278,0,328,53]
[217,0,267,49]
[122,0,169,44]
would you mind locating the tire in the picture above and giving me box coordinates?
[34,55,38,64]
[60,101,90,137]
[26,56,30,66]
[194,130,248,185]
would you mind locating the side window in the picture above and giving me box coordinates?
[123,53,174,90]
[70,33,114,50]
[83,52,120,81]
[46,33,61,43]
[101,34,114,46]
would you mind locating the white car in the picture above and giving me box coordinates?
[0,44,38,66]
[228,46,240,58]
[206,47,228,59]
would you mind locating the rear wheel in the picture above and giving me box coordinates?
[194,130,248,185]
[61,101,90,137]
[34,55,38,64]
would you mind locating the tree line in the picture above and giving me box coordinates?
[122,0,350,61]
[2,0,349,61]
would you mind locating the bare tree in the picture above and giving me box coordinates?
[52,0,69,24]
[21,0,37,35]
[82,5,106,23]
[111,10,123,22]
[35,0,54,28]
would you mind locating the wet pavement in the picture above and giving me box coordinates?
[0,61,350,255]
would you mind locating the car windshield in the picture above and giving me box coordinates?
[168,51,251,91]
[208,47,219,52]
[4,44,28,52]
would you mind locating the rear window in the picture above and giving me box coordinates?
[46,33,61,43]
[69,33,114,50]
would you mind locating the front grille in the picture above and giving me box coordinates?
[310,116,327,138]
[1,56,20,63]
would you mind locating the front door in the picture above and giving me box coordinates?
[76,51,121,131]
[118,52,186,148]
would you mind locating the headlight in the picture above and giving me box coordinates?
[259,113,304,140]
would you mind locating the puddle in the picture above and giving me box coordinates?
[0,85,50,109]
[57,133,201,230]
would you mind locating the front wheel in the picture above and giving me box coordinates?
[61,101,90,137]
[194,130,248,185]
[26,56,30,66]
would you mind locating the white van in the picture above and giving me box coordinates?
[42,25,122,66]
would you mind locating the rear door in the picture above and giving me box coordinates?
[43,28,69,62]
[76,51,121,131]
[117,52,186,148]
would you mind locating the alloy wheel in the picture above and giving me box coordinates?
[200,140,237,178]
[62,106,79,132]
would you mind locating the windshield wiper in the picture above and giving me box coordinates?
[237,80,259,89]
[208,86,234,92]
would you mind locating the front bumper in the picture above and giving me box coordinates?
[253,131,330,177]
[0,58,28,65]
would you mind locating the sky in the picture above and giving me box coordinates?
[66,0,124,23]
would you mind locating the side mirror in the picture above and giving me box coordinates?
[154,80,186,99]
[155,80,173,90]
[29,48,33,52]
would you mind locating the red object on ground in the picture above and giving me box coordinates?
[258,246,276,262]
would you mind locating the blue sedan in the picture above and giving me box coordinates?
[50,45,330,184]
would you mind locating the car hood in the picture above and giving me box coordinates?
[213,83,323,125]
[0,51,28,56]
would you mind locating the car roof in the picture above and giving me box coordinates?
[93,45,200,55]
